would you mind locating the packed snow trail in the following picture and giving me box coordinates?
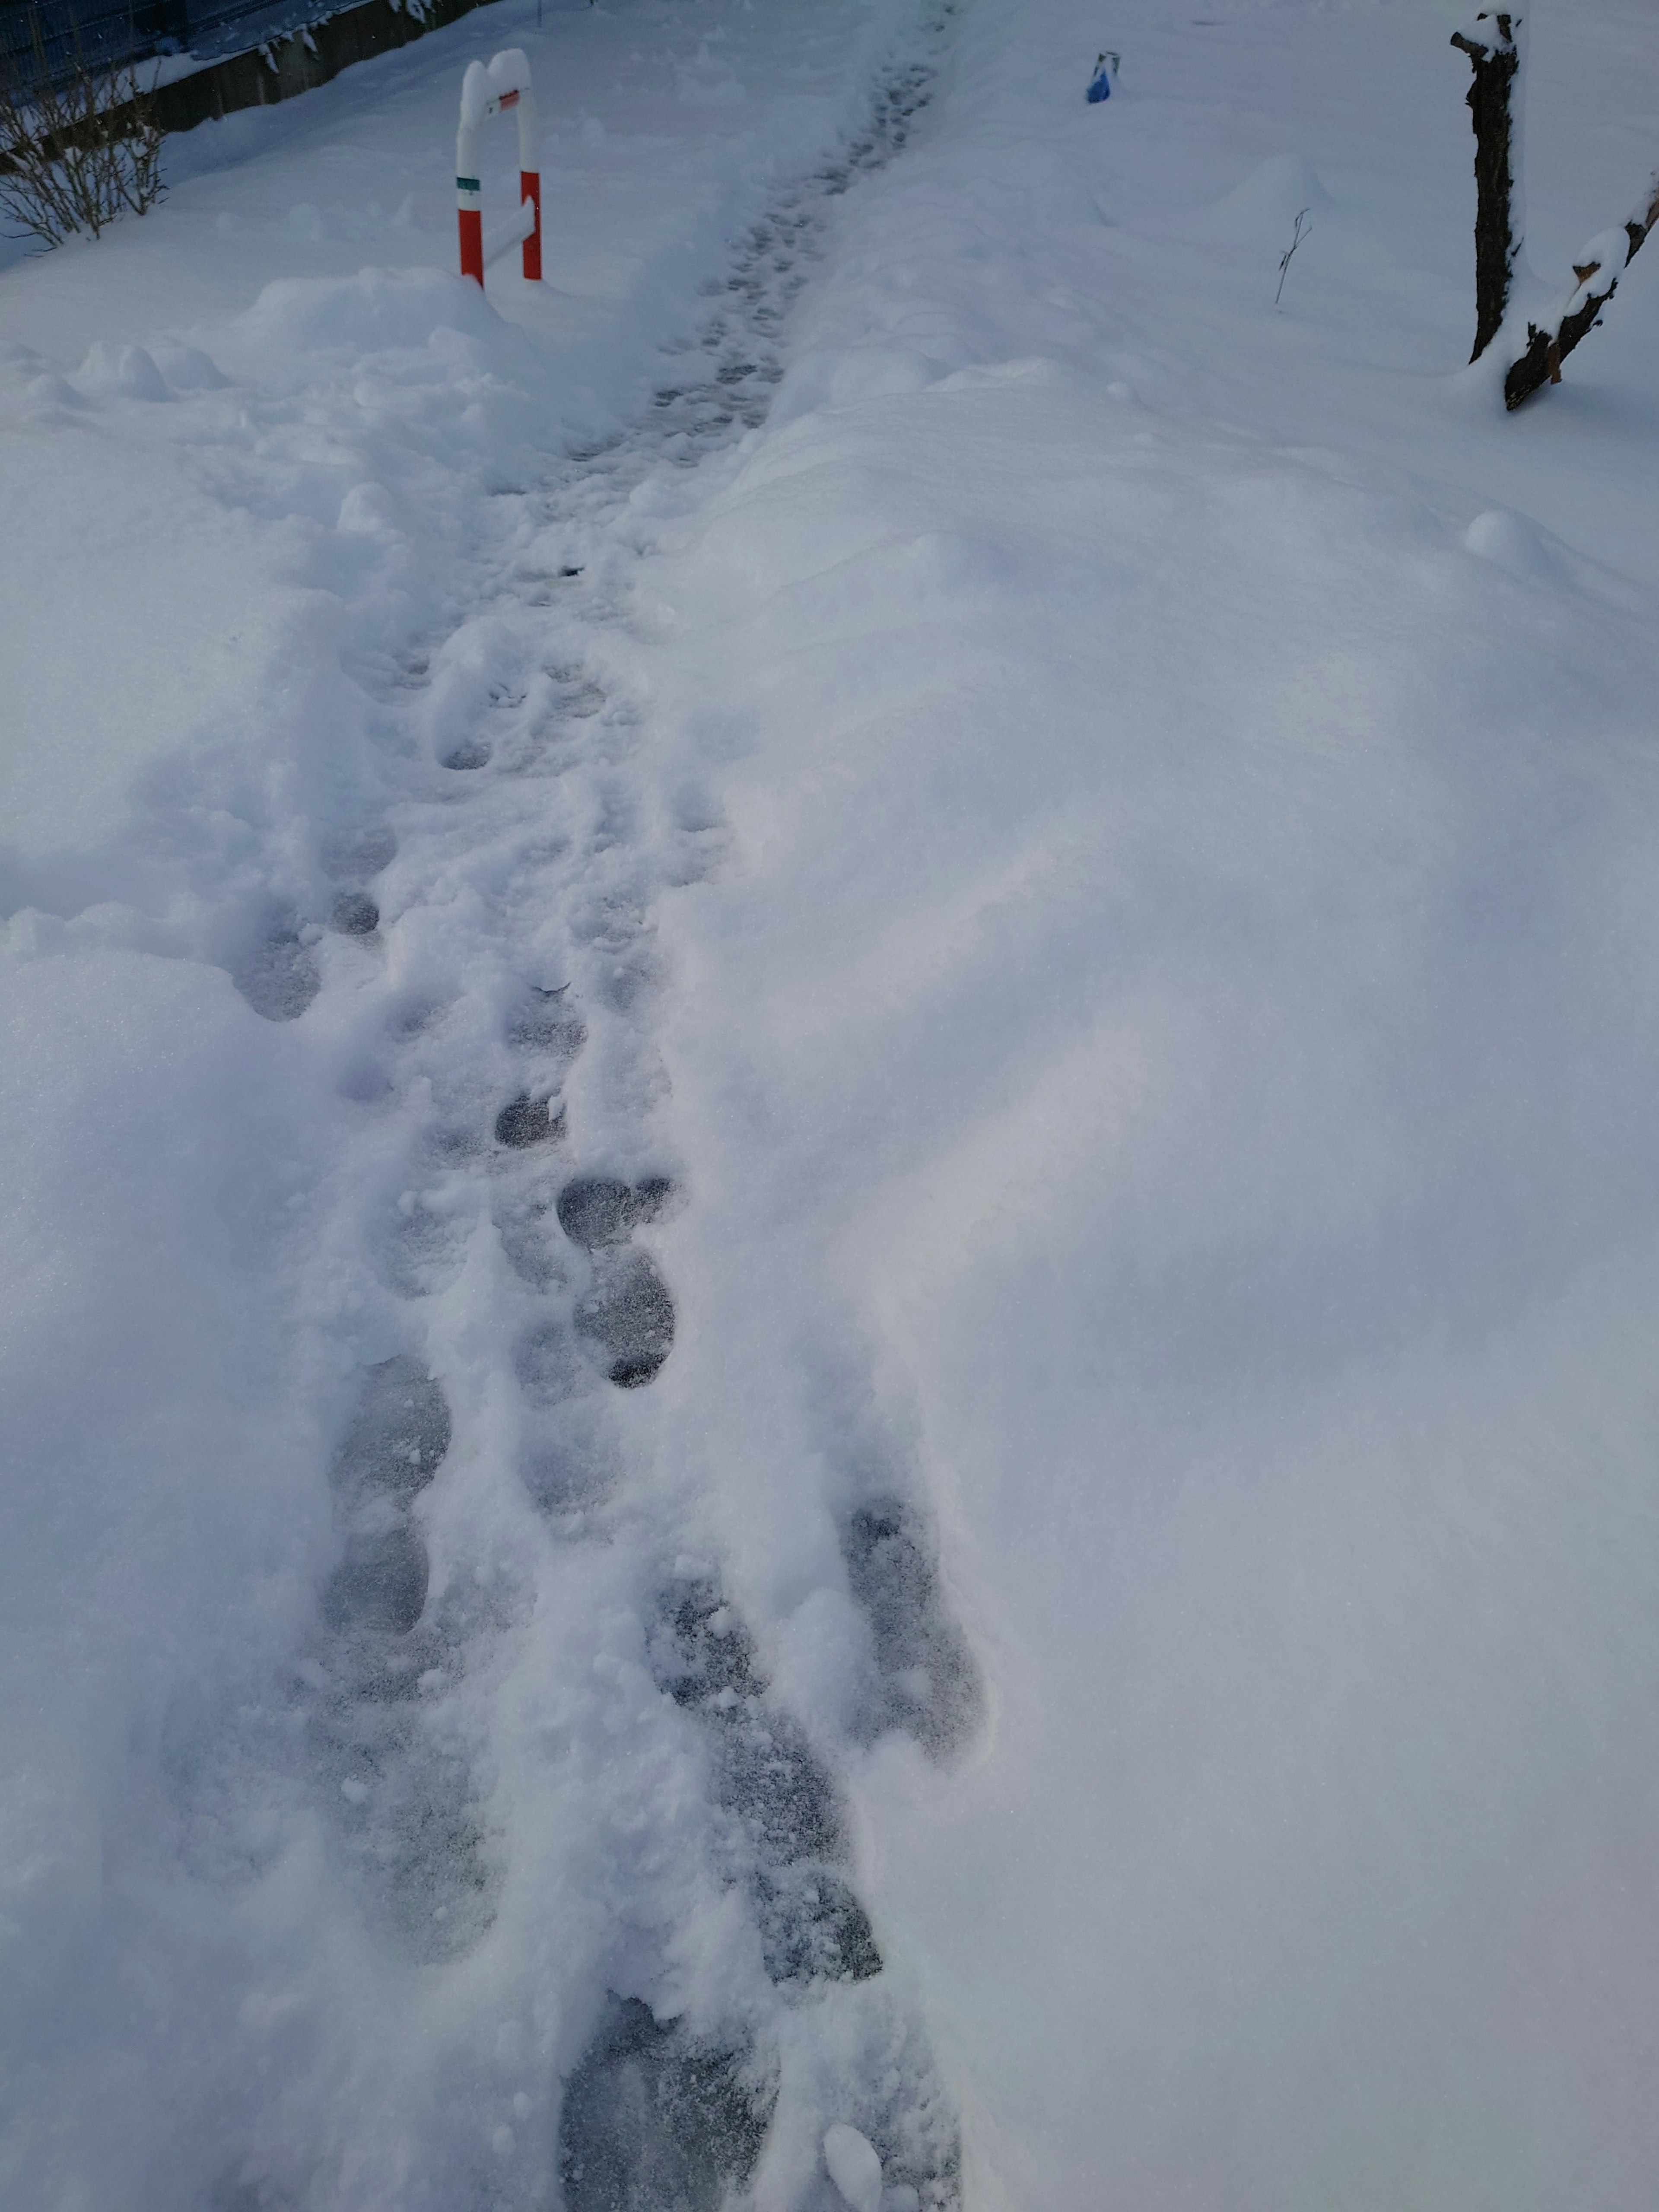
[192,40,977,2209]
[1,5,982,2209]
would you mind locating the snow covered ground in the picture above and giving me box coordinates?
[6,0,1659,2208]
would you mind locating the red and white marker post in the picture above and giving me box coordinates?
[457,49,541,286]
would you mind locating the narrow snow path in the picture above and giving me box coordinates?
[224,48,973,2211]
[2,7,979,2209]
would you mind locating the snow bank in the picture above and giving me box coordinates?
[634,3,1659,2209]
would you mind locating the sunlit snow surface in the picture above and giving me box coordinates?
[6,0,1659,2209]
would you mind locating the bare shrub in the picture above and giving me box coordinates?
[0,10,165,248]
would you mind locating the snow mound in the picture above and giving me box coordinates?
[770,346,941,429]
[1186,150,1332,245]
[149,343,229,393]
[1465,507,1567,585]
[231,266,511,361]
[74,341,170,401]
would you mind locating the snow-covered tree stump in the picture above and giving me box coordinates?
[1450,12,1522,362]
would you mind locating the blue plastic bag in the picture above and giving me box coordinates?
[1086,52,1118,103]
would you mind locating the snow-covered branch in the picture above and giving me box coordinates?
[1500,171,1659,408]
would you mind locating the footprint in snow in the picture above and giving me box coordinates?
[324,825,395,937]
[304,1356,503,1961]
[841,1498,983,1765]
[321,1518,428,1635]
[331,890,380,936]
[651,1572,883,1990]
[509,982,588,1064]
[317,1352,449,1677]
[558,1995,775,2212]
[554,1174,679,1389]
[496,1093,566,1148]
[232,912,320,1022]
[577,1249,676,1388]
[332,1352,452,1497]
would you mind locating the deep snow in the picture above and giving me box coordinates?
[6,0,1659,2209]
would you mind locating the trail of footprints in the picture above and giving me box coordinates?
[305,1355,503,1963]
[207,24,980,2211]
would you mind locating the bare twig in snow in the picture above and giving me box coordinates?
[1274,207,1312,307]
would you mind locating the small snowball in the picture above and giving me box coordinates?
[1464,508,1561,585]
[824,2123,884,2212]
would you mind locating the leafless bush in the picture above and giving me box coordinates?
[0,11,165,248]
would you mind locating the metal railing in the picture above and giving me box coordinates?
[0,0,355,95]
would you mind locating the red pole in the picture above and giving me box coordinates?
[521,170,542,280]
[458,201,484,285]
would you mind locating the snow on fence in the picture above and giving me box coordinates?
[0,0,484,103]
[456,47,540,286]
